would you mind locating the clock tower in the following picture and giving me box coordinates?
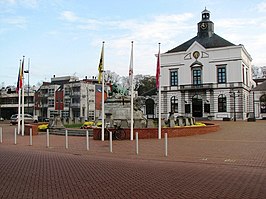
[197,8,214,38]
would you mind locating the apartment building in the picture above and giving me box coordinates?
[34,76,108,123]
[0,86,35,119]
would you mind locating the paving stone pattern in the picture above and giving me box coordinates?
[0,121,266,199]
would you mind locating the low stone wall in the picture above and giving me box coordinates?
[93,122,220,140]
[24,122,48,135]
[24,124,39,135]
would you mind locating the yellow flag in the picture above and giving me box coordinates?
[98,42,104,83]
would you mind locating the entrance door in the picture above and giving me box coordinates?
[192,95,203,117]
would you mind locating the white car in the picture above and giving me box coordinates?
[10,114,37,125]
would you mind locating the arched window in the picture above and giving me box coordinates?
[218,94,226,112]
[170,96,178,113]
[145,99,155,115]
[260,94,266,113]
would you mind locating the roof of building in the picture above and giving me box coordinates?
[253,78,266,84]
[166,33,236,53]
[252,80,266,91]
[139,87,157,96]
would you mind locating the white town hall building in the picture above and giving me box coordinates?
[159,8,254,120]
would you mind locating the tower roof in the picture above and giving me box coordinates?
[166,9,236,54]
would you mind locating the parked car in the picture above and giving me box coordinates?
[10,114,38,125]
[37,116,49,122]
[0,117,4,121]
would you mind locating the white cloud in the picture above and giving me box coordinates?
[2,16,27,28]
[0,0,16,4]
[0,0,39,8]
[60,11,79,22]
[256,1,266,12]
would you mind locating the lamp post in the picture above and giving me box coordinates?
[86,83,89,121]
[253,91,255,115]
[229,90,239,122]
[24,58,30,114]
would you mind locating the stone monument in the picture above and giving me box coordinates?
[48,113,65,131]
[104,95,147,128]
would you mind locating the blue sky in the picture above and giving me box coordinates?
[1,0,266,86]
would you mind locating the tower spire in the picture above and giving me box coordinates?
[198,8,214,38]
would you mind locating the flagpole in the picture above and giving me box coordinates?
[21,56,25,136]
[17,60,22,135]
[101,42,105,141]
[158,43,162,139]
[130,41,134,141]
[21,57,25,136]
[101,70,105,141]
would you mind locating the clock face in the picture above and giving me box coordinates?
[200,23,207,30]
[193,51,200,59]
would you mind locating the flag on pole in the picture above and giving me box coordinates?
[98,43,104,83]
[16,66,21,93]
[157,43,162,139]
[98,42,105,141]
[21,56,25,136]
[156,45,160,90]
[16,58,24,93]
[129,41,133,87]
[129,41,134,141]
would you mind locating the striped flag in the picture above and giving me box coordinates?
[129,41,133,86]
[156,44,160,90]
[98,42,104,83]
[16,57,24,93]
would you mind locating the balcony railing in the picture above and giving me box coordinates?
[162,82,250,91]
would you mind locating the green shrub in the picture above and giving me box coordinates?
[64,123,83,128]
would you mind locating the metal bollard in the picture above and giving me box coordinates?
[29,128,32,146]
[65,129,68,149]
[109,131,112,153]
[14,128,17,145]
[46,129,49,148]
[165,133,168,157]
[86,130,89,150]
[136,132,139,155]
[0,127,2,143]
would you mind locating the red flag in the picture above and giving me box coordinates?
[20,57,24,87]
[156,45,160,90]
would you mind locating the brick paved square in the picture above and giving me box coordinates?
[0,121,266,198]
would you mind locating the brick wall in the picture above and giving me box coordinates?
[93,123,220,140]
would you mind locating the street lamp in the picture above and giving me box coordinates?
[86,83,89,121]
[229,90,240,122]
[24,58,30,114]
[24,69,29,114]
